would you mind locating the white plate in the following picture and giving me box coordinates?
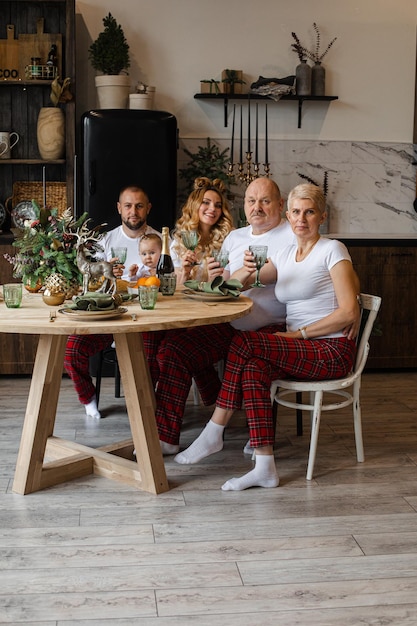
[11,201,37,229]
[182,289,237,302]
[58,306,128,321]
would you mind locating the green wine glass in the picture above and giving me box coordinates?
[181,230,199,265]
[249,245,268,287]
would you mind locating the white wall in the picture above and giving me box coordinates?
[75,0,416,142]
[75,0,417,234]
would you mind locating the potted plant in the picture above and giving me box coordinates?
[179,138,234,196]
[4,205,90,295]
[88,13,131,109]
[37,76,72,160]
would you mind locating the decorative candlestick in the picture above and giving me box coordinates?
[264,104,268,165]
[228,101,271,186]
[247,97,251,154]
[230,104,235,164]
[239,105,243,163]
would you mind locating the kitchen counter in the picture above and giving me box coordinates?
[326,234,417,246]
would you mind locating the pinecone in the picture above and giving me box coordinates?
[43,273,68,296]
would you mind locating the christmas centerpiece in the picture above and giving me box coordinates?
[4,203,91,299]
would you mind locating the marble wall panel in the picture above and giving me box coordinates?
[178,138,417,234]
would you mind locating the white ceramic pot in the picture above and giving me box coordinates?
[129,93,153,110]
[37,107,65,160]
[95,75,131,109]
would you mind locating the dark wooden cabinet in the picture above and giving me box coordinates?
[0,0,74,374]
[343,240,417,369]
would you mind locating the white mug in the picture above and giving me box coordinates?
[0,131,20,159]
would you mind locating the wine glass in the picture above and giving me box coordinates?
[213,250,229,268]
[249,245,268,288]
[181,230,199,265]
[111,247,127,265]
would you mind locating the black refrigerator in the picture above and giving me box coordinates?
[80,109,178,233]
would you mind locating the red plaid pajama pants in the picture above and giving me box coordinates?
[155,322,285,445]
[63,328,226,406]
[216,331,356,448]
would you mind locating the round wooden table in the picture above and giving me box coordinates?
[0,289,252,495]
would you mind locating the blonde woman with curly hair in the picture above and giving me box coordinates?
[171,177,234,284]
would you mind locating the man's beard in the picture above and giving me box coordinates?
[122,217,146,231]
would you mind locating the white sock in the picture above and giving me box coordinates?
[243,440,254,455]
[133,441,180,457]
[85,398,101,419]
[221,454,279,491]
[160,441,180,455]
[174,420,225,464]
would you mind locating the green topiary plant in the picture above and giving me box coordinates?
[179,138,233,195]
[88,13,130,75]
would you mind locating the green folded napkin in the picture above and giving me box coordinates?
[184,277,243,297]
[65,292,136,311]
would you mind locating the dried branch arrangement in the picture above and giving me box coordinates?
[291,23,337,64]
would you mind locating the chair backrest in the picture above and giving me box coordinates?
[353,293,382,374]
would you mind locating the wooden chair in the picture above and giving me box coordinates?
[270,293,381,480]
[95,346,121,407]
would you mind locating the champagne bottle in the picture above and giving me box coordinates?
[157,227,176,295]
[157,227,175,275]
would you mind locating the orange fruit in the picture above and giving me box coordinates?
[136,277,149,287]
[145,276,161,287]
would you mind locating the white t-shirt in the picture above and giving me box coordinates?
[101,225,161,280]
[221,220,295,330]
[272,237,352,338]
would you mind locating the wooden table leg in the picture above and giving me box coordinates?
[12,334,93,494]
[12,332,169,496]
[114,332,169,494]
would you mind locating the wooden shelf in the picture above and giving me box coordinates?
[0,79,55,86]
[194,93,338,128]
[0,159,65,165]
[0,0,75,375]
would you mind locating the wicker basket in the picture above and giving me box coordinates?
[5,181,68,216]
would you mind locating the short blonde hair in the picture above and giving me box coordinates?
[287,183,326,214]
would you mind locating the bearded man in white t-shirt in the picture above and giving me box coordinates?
[154,177,296,456]
[102,185,161,279]
[64,185,161,419]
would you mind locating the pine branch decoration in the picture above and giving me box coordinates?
[298,171,329,199]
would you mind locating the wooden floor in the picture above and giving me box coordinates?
[1,370,417,625]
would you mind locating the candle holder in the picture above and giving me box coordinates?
[228,153,271,187]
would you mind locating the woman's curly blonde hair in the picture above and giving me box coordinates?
[172,177,234,278]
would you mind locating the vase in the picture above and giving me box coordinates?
[311,62,325,96]
[129,93,153,110]
[320,205,330,234]
[95,75,131,109]
[24,277,42,293]
[295,61,311,96]
[37,107,65,160]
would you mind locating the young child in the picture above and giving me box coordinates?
[128,233,162,283]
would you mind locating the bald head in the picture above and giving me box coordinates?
[244,178,284,235]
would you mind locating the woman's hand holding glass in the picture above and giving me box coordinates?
[181,231,200,266]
